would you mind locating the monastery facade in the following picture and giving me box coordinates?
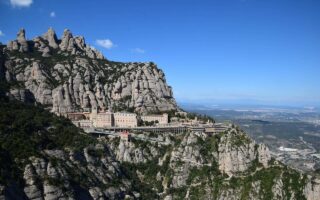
[141,113,168,125]
[114,112,138,128]
[67,109,168,128]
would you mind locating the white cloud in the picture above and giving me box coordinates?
[131,48,145,54]
[96,39,114,49]
[50,11,56,18]
[0,30,4,37]
[10,0,33,7]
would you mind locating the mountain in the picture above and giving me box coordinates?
[1,29,320,200]
[1,97,320,199]
[1,28,177,114]
[0,98,138,199]
[107,126,320,200]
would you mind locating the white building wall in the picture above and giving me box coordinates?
[141,113,168,125]
[73,120,93,128]
[114,112,138,127]
[90,112,113,128]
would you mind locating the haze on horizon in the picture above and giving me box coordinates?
[1,0,319,107]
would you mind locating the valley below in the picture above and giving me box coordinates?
[185,104,320,173]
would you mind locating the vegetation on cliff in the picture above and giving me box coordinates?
[0,97,95,185]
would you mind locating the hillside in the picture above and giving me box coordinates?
[1,28,320,200]
[0,28,177,114]
[1,97,320,199]
[0,97,138,199]
[106,127,320,200]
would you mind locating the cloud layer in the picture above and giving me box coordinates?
[10,0,33,7]
[131,48,145,54]
[0,31,4,37]
[96,39,114,49]
[50,11,56,18]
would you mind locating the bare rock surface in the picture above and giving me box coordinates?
[2,28,178,114]
[1,28,320,200]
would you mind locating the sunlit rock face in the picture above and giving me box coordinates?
[2,28,178,114]
[1,28,320,200]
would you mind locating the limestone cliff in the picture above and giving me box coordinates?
[106,128,320,200]
[1,92,320,199]
[0,28,177,114]
[0,99,138,200]
[1,28,320,200]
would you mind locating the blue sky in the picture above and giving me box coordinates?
[1,0,320,107]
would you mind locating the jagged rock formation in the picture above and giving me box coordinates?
[1,147,138,200]
[304,178,320,200]
[217,131,271,176]
[0,28,177,114]
[2,28,320,200]
[1,89,320,200]
[107,128,320,200]
[7,28,29,52]
[19,147,136,200]
[0,100,138,200]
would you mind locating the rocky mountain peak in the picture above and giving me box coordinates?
[59,29,73,51]
[1,28,178,114]
[17,28,26,41]
[1,27,320,200]
[43,27,59,49]
[63,28,72,37]
[6,28,29,52]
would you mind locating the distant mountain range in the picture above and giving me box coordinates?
[179,101,320,113]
